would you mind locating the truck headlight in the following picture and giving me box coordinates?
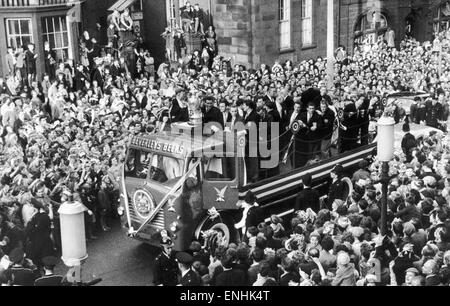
[170,222,179,233]
[118,206,125,217]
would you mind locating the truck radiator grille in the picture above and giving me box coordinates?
[128,196,165,230]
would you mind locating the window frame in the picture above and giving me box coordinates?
[5,18,34,50]
[279,0,292,51]
[301,0,313,47]
[42,15,70,63]
[166,0,178,28]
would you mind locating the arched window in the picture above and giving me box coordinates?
[354,11,388,45]
[434,1,450,32]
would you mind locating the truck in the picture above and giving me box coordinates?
[118,118,379,251]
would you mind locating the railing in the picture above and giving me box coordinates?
[0,0,70,7]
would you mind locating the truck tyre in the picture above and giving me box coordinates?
[195,215,239,248]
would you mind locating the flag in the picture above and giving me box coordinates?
[67,4,81,23]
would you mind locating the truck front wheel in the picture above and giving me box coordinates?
[195,215,240,249]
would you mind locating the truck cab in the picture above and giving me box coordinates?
[119,124,247,251]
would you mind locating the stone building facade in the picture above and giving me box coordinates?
[213,0,450,68]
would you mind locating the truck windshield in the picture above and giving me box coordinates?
[149,153,185,184]
[125,149,185,185]
[124,148,150,179]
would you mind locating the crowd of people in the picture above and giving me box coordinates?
[157,127,450,286]
[0,10,450,285]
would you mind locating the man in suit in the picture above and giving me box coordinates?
[172,92,190,123]
[318,99,336,159]
[261,101,281,179]
[75,64,89,91]
[154,236,180,286]
[299,102,323,161]
[203,96,224,131]
[340,100,358,153]
[355,95,370,146]
[215,253,247,286]
[295,173,320,212]
[243,100,261,183]
[177,252,202,286]
[226,105,244,131]
[219,100,232,126]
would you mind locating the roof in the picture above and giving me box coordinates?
[129,133,226,158]
[108,0,136,12]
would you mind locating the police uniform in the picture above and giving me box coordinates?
[153,238,179,286]
[176,252,202,286]
[425,100,443,129]
[34,256,63,286]
[327,165,347,209]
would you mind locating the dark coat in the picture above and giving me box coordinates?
[295,187,321,212]
[215,268,247,286]
[203,106,224,130]
[24,212,55,266]
[320,108,336,140]
[401,133,417,160]
[425,101,443,128]
[153,251,180,286]
[299,111,323,141]
[180,269,202,286]
[327,179,347,208]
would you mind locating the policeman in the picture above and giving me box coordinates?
[425,97,443,129]
[176,252,202,286]
[327,164,347,210]
[34,256,63,286]
[5,248,40,286]
[153,236,179,286]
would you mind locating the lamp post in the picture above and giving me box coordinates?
[377,115,395,236]
[58,198,88,283]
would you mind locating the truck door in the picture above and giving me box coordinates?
[202,155,240,211]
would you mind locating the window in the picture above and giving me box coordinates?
[5,19,33,49]
[354,12,388,45]
[435,1,450,32]
[279,0,291,50]
[125,149,151,180]
[42,16,69,63]
[149,154,185,184]
[167,0,177,28]
[301,0,313,46]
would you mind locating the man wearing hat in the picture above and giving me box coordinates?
[153,235,179,286]
[176,252,202,286]
[327,165,347,210]
[4,247,40,286]
[295,172,320,212]
[34,256,63,286]
[425,97,443,129]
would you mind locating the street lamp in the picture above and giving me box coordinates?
[58,198,88,283]
[377,115,395,236]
